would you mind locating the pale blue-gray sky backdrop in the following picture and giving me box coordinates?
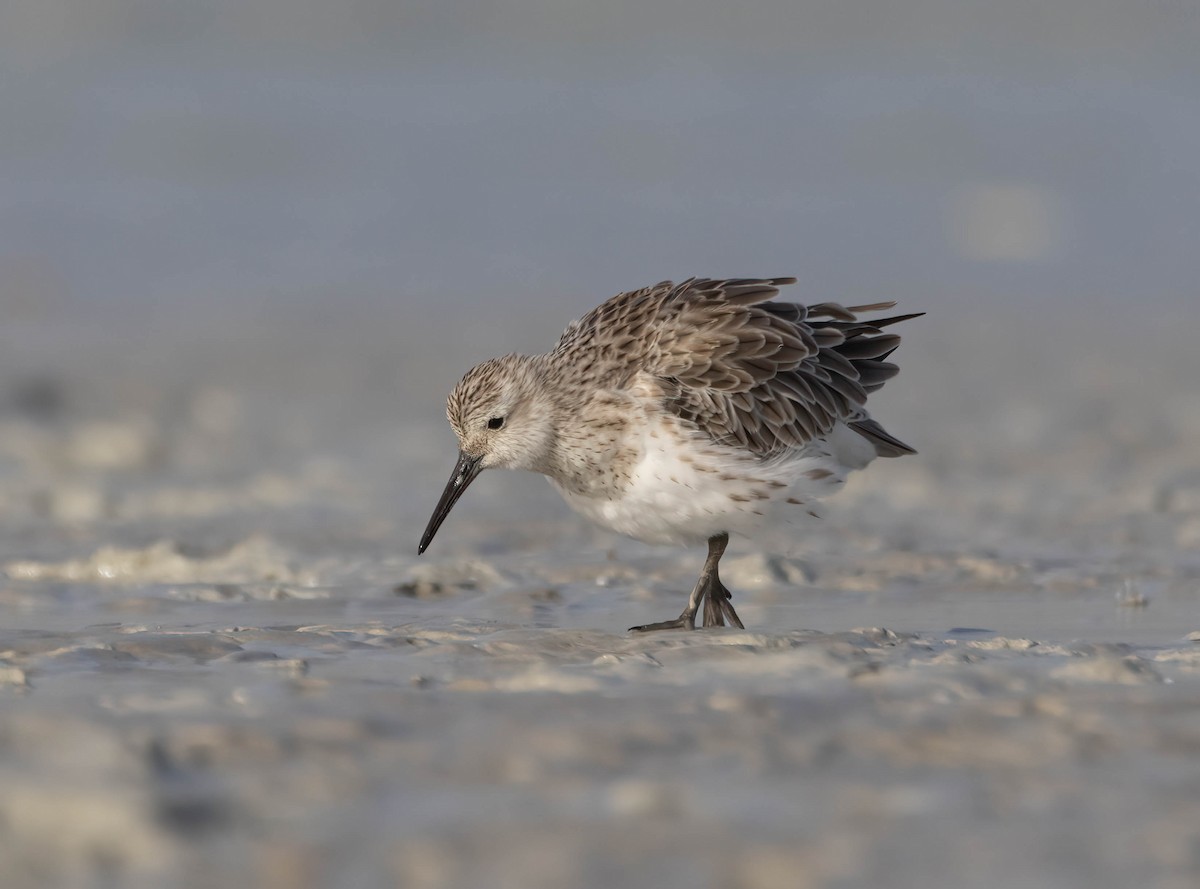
[1,0,1196,368]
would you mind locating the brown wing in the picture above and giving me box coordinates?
[553,277,800,387]
[642,278,920,457]
[552,279,676,376]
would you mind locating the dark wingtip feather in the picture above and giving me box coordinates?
[850,418,917,457]
[870,311,925,329]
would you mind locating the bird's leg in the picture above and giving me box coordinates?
[630,534,744,632]
[699,533,743,629]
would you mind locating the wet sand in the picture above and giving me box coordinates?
[0,301,1197,888]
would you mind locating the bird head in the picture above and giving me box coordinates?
[419,354,553,553]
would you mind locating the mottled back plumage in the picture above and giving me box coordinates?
[551,277,918,457]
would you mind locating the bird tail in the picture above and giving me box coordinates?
[807,302,923,457]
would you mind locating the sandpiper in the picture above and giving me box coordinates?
[419,277,920,631]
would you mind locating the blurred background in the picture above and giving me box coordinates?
[2,0,1197,329]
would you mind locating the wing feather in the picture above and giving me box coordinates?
[553,277,921,457]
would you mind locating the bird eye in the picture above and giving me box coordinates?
[487,417,505,430]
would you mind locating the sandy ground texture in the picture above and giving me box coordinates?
[0,301,1198,889]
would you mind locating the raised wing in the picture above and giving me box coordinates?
[594,278,919,456]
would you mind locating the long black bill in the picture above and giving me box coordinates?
[418,451,484,554]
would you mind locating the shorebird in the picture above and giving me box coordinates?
[418,277,920,631]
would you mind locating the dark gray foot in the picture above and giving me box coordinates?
[629,610,696,633]
[628,619,696,633]
[701,577,745,629]
[629,533,745,633]
[629,577,744,633]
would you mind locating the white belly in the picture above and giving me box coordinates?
[551,420,869,546]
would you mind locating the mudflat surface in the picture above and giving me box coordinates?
[0,301,1198,889]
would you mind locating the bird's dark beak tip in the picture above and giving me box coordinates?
[418,451,483,557]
